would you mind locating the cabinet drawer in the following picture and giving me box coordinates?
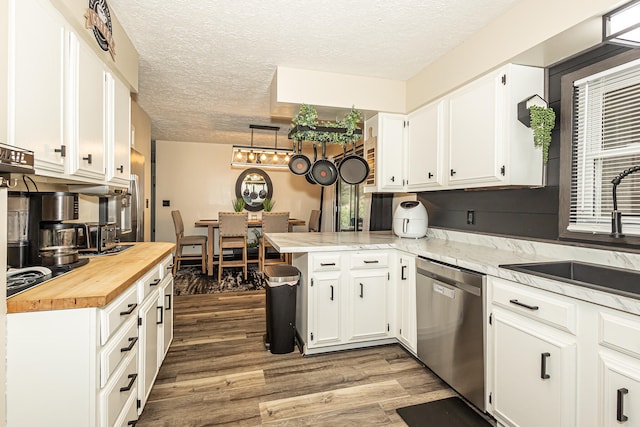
[311,255,342,272]
[100,349,138,427]
[138,266,162,302]
[100,316,138,387]
[491,277,577,334]
[101,284,138,346]
[350,252,389,269]
[114,390,138,427]
[599,310,640,359]
[159,254,174,279]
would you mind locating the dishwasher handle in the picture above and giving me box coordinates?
[416,257,484,290]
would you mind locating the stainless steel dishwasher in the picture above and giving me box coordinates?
[416,257,486,412]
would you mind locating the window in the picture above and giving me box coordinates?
[560,49,640,244]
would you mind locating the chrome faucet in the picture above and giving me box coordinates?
[610,165,640,238]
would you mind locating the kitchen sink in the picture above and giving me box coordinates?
[499,260,640,299]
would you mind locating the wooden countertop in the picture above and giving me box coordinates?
[7,242,175,314]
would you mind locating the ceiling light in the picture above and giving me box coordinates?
[231,125,294,169]
[603,0,640,47]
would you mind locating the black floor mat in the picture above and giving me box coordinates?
[396,397,493,427]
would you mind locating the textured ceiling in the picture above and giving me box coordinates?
[107,0,522,146]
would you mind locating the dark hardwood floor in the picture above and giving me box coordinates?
[137,290,453,426]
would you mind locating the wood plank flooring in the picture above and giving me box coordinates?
[137,290,454,426]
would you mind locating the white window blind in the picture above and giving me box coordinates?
[570,58,640,235]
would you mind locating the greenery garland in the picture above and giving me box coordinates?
[290,104,363,146]
[529,105,555,164]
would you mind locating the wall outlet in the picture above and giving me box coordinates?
[467,210,475,225]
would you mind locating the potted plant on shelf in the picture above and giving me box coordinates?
[232,198,245,212]
[529,105,556,164]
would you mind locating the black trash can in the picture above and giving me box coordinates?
[264,265,300,354]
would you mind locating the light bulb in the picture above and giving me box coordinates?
[249,152,255,161]
[284,154,290,162]
[273,153,278,161]
[261,153,267,161]
[236,151,243,160]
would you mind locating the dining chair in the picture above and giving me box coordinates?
[218,212,249,282]
[171,210,207,275]
[308,209,321,232]
[259,212,290,274]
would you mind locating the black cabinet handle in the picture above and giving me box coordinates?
[165,294,172,310]
[127,421,137,426]
[119,303,137,316]
[359,283,364,298]
[401,265,407,280]
[157,306,164,325]
[167,264,174,270]
[509,299,539,311]
[117,165,124,173]
[150,278,161,286]
[330,285,334,301]
[428,172,433,179]
[120,336,138,353]
[82,154,92,164]
[320,262,335,267]
[540,352,551,379]
[54,146,66,157]
[617,388,629,422]
[363,260,379,264]
[390,176,395,182]
[450,169,456,176]
[120,373,138,392]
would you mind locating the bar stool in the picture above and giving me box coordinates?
[259,212,290,274]
[308,209,320,232]
[218,212,249,282]
[171,210,207,275]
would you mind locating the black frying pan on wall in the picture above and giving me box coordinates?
[339,141,370,185]
[310,142,338,186]
[288,140,311,176]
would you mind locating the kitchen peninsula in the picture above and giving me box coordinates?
[266,229,640,427]
[6,242,175,427]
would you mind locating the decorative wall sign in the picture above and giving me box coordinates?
[84,0,116,60]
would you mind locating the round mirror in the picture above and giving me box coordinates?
[235,168,273,212]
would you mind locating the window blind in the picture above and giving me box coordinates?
[570,58,640,235]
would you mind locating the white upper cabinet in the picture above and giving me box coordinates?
[406,100,445,191]
[363,113,406,193]
[107,74,131,186]
[448,64,544,189]
[8,0,66,175]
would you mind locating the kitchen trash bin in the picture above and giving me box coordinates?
[264,265,300,354]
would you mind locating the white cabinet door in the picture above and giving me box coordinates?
[492,308,577,427]
[598,351,640,427]
[108,75,131,186]
[67,32,106,180]
[406,100,445,191]
[309,272,342,346]
[158,276,174,364]
[138,290,159,412]
[348,270,388,341]
[448,69,504,186]
[9,0,66,175]
[378,114,406,191]
[397,253,417,353]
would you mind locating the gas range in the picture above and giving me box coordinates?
[6,258,90,298]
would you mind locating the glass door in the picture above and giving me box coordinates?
[336,179,365,232]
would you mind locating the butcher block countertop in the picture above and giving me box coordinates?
[7,242,175,314]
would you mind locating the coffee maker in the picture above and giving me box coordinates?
[26,192,87,267]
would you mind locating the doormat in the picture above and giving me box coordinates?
[396,397,493,427]
[173,265,266,295]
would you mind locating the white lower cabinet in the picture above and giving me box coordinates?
[348,269,389,341]
[396,252,417,353]
[489,275,640,427]
[158,275,175,363]
[6,254,173,426]
[491,307,577,427]
[309,271,343,346]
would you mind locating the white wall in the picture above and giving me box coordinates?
[155,140,322,246]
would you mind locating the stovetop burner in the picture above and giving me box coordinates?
[6,258,90,298]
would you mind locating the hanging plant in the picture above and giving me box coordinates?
[529,105,555,164]
[289,104,362,146]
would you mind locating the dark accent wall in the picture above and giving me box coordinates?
[418,44,630,241]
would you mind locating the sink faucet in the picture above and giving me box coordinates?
[610,165,640,238]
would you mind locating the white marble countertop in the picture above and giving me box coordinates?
[265,229,640,315]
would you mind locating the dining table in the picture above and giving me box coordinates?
[195,218,306,276]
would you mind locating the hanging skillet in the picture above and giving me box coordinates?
[339,141,370,185]
[304,145,318,185]
[243,184,250,197]
[258,183,267,199]
[250,185,258,200]
[288,140,311,176]
[310,142,338,186]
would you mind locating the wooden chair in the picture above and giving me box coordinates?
[308,209,320,232]
[218,212,249,282]
[171,210,207,275]
[259,212,290,274]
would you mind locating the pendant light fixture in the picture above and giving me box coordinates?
[231,125,294,169]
